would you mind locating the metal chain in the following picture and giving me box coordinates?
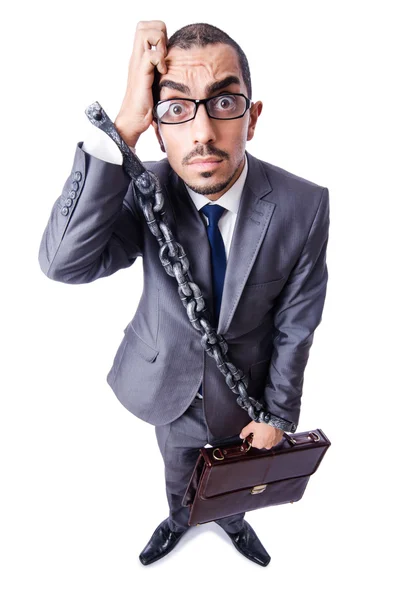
[84,101,296,433]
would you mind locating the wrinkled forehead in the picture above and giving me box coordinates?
[159,43,245,97]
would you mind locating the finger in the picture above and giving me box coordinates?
[133,30,167,58]
[137,20,167,35]
[143,29,168,55]
[128,49,167,81]
[239,430,249,439]
[135,24,168,55]
[142,49,168,75]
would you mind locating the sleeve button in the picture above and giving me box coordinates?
[61,206,69,216]
[64,198,73,207]
[74,171,82,181]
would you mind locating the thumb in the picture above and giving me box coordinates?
[239,425,253,439]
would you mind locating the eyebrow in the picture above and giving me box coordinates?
[158,75,242,98]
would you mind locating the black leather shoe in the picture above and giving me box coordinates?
[224,520,271,566]
[139,518,188,565]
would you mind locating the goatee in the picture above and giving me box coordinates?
[185,164,241,196]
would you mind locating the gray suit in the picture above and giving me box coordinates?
[39,141,329,531]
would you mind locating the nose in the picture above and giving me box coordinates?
[190,103,217,146]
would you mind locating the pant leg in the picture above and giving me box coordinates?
[155,395,207,533]
[155,395,245,534]
[208,431,247,534]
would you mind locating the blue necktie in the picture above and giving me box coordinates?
[197,204,227,397]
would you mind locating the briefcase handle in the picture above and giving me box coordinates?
[237,431,321,452]
[212,430,323,461]
[283,431,321,446]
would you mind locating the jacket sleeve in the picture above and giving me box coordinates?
[38,141,143,283]
[263,187,330,433]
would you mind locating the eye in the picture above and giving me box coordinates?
[170,103,184,115]
[157,99,192,122]
[213,95,237,111]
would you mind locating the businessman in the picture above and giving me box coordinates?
[38,21,330,567]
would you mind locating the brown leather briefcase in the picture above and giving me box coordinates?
[182,428,331,526]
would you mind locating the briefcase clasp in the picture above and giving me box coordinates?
[251,484,267,495]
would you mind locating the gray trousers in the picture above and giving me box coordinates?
[155,394,245,534]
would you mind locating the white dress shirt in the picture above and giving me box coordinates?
[183,160,247,260]
[81,128,249,259]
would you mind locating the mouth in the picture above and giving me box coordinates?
[188,158,223,169]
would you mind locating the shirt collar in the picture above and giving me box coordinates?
[183,153,248,214]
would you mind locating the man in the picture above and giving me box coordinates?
[38,21,330,567]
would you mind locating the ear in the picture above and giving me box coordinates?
[151,120,166,153]
[247,101,263,142]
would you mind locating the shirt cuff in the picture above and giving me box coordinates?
[81,126,129,165]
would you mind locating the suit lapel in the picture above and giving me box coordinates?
[217,152,275,335]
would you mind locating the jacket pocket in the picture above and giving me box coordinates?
[244,276,286,289]
[124,323,159,363]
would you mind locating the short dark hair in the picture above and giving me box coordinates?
[152,23,252,107]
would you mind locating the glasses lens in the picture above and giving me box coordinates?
[156,99,195,123]
[207,94,247,119]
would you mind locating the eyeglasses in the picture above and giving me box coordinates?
[153,93,252,125]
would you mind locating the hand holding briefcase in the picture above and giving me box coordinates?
[182,429,331,526]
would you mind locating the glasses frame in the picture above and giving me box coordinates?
[153,92,252,125]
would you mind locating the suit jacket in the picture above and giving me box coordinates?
[38,141,330,439]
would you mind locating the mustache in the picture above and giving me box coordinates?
[182,145,229,165]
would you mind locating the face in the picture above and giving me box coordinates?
[152,43,262,201]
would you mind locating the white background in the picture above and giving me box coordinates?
[1,0,396,598]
